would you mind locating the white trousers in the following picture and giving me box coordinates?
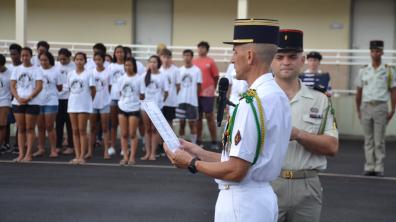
[214,183,278,222]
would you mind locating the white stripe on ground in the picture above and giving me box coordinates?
[1,160,395,181]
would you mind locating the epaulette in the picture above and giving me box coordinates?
[313,85,327,94]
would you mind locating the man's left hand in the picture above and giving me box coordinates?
[387,110,395,122]
[164,144,194,169]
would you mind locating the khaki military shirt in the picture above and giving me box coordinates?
[355,64,396,102]
[282,82,338,171]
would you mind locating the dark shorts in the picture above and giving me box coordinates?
[118,109,141,118]
[162,106,176,121]
[12,105,40,115]
[198,96,215,113]
[176,103,198,120]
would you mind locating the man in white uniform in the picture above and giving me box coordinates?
[164,18,291,222]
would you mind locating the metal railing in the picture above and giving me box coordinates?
[1,39,396,65]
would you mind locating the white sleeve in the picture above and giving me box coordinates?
[56,70,63,86]
[229,101,258,163]
[89,72,95,87]
[163,75,169,92]
[355,68,364,88]
[140,76,146,95]
[35,68,43,81]
[197,68,203,84]
[10,68,17,81]
[175,68,181,84]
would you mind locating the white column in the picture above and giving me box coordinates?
[237,0,248,19]
[15,0,27,46]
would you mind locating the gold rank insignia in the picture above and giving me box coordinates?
[234,130,241,145]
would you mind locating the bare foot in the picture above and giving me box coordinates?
[13,157,23,163]
[62,148,74,155]
[104,154,111,160]
[127,159,136,165]
[140,155,149,160]
[119,159,128,166]
[33,150,45,157]
[84,153,92,159]
[69,158,79,165]
[49,152,58,158]
[148,156,156,161]
[21,156,32,162]
[78,159,86,165]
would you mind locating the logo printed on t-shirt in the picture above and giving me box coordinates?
[17,73,33,88]
[95,77,105,91]
[0,79,4,88]
[112,70,123,83]
[181,74,193,87]
[70,79,84,94]
[146,80,159,94]
[121,83,134,97]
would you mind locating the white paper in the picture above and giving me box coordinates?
[141,101,181,153]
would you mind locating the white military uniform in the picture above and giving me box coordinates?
[215,73,292,222]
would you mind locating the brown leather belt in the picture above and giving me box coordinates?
[364,101,387,106]
[280,170,318,179]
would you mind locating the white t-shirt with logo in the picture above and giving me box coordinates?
[6,64,20,74]
[142,72,169,109]
[0,68,12,107]
[177,65,202,107]
[160,65,180,107]
[117,74,144,112]
[85,58,110,70]
[67,70,95,113]
[92,68,111,109]
[55,62,76,99]
[11,65,43,105]
[108,63,125,100]
[37,67,63,106]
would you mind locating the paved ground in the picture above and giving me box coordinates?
[0,139,395,222]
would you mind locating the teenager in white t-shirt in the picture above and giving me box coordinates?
[176,49,202,144]
[85,43,110,70]
[55,48,75,155]
[66,52,96,165]
[31,41,50,68]
[4,44,22,154]
[160,49,180,127]
[225,63,248,115]
[116,57,144,165]
[35,52,63,158]
[87,52,112,160]
[10,47,43,162]
[107,45,126,156]
[141,55,169,161]
[0,54,12,151]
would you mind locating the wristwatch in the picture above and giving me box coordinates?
[188,157,200,174]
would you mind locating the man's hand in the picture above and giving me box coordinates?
[164,144,193,169]
[357,110,362,120]
[179,139,203,156]
[387,110,395,122]
[290,127,302,141]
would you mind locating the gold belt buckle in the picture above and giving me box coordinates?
[284,171,294,179]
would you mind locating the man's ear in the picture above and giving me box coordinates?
[301,54,306,64]
[247,49,254,65]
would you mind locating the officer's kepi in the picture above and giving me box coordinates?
[370,40,384,50]
[223,18,280,45]
[277,29,304,53]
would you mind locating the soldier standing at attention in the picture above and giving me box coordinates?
[355,40,396,177]
[271,29,339,222]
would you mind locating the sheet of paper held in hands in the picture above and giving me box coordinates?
[142,101,181,153]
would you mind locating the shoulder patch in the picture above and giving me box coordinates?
[313,85,327,94]
[234,130,241,146]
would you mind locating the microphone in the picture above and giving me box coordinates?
[217,77,230,127]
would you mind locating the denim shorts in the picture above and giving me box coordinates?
[40,105,59,114]
[92,105,110,114]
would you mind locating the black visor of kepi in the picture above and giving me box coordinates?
[223,18,280,45]
[278,29,304,53]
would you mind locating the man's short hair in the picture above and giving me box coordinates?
[160,48,172,57]
[37,41,50,50]
[197,41,210,51]
[93,43,107,54]
[0,54,6,66]
[183,49,194,57]
[9,43,22,53]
